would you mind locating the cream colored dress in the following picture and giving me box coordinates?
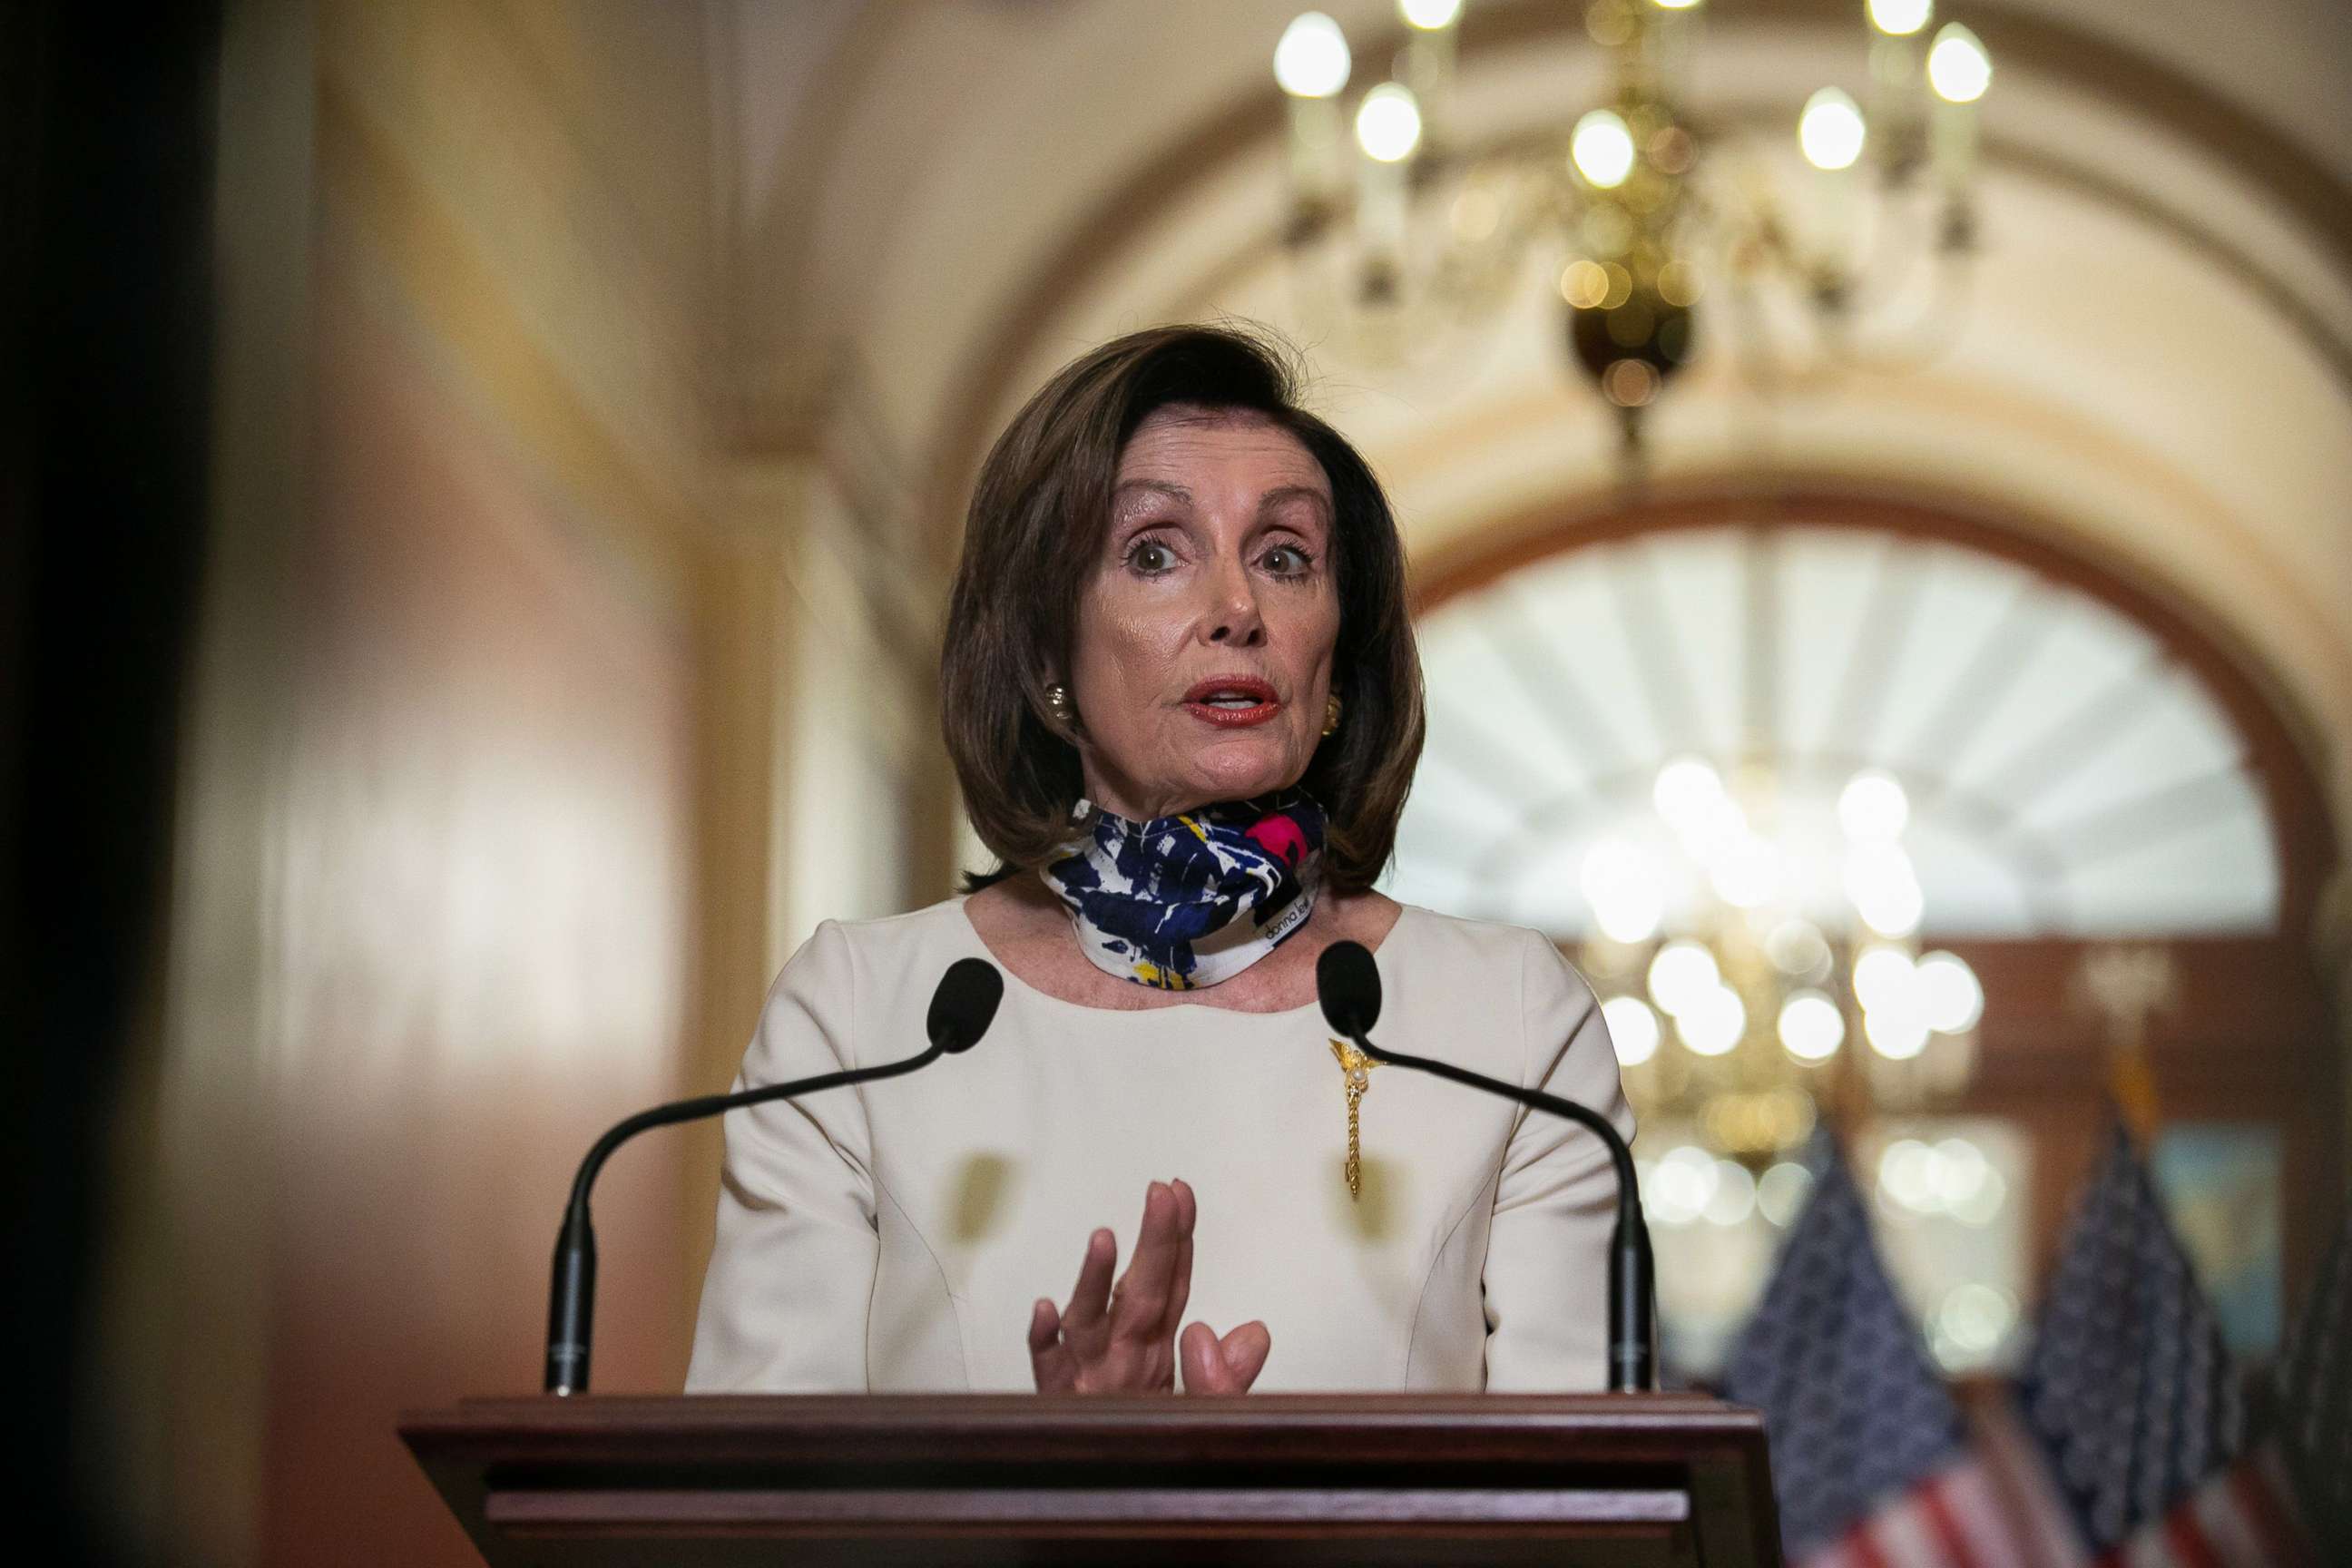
[685,897,1632,1394]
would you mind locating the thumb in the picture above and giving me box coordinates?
[1216,1320,1271,1389]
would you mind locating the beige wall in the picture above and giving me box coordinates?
[107,3,783,1563]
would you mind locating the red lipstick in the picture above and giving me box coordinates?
[1181,674,1280,728]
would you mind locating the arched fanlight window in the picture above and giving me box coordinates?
[1390,523,2280,939]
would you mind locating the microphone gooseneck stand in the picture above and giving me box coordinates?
[1317,940,1656,1392]
[544,957,1004,1395]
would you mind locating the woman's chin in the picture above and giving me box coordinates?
[1178,741,1307,803]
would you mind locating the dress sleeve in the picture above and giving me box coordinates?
[685,919,879,1391]
[1481,926,1637,1391]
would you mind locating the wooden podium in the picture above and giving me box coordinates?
[402,1392,1781,1565]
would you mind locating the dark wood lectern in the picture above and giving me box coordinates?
[402,1393,1781,1565]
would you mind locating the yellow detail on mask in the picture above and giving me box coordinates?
[1132,961,1194,991]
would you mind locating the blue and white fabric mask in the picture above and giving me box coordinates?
[1039,790,1326,990]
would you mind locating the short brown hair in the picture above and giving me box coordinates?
[941,323,1426,890]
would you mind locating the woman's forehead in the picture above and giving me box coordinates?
[1115,406,1329,494]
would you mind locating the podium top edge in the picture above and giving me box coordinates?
[400,1392,1766,1447]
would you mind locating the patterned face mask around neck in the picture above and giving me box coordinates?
[1038,790,1327,990]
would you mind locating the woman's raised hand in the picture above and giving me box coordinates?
[1027,1178,1272,1395]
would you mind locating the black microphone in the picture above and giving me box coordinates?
[1315,939,1655,1392]
[544,956,1004,1395]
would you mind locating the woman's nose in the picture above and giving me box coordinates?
[1202,563,1266,646]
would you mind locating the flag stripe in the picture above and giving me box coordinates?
[1869,1492,1945,1568]
[1935,1462,2037,1568]
[1972,1390,2096,1568]
[2187,1477,2264,1568]
[2225,1457,2306,1568]
[2160,1508,2224,1568]
[1916,1472,1986,1568]
[1844,1522,1897,1568]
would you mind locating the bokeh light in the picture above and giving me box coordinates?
[1572,109,1637,188]
[1356,83,1423,162]
[1798,88,1867,172]
[1273,13,1351,98]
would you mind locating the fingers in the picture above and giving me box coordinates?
[1219,1321,1272,1390]
[1179,1322,1222,1392]
[1034,1181,1214,1395]
[1028,1298,1073,1394]
[1153,1178,1197,1342]
[1060,1226,1117,1341]
[1181,1319,1273,1393]
[1110,1181,1181,1338]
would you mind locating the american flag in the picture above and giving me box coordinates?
[2275,1207,2349,1555]
[1721,1132,2032,1568]
[2014,1120,2313,1567]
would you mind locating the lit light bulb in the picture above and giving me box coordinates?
[1602,995,1661,1067]
[1855,873,1924,937]
[1355,83,1423,162]
[1677,985,1747,1056]
[1704,1160,1758,1226]
[1398,0,1463,28]
[1852,944,1916,1013]
[1646,1145,1720,1227]
[1571,109,1637,189]
[1778,991,1846,1061]
[1798,86,1867,172]
[1935,1282,2016,1363]
[1273,12,1351,99]
[1756,1161,1813,1226]
[1927,24,1992,103]
[1651,0,1705,10]
[1846,842,1923,936]
[1877,1138,1937,1209]
[1582,838,1662,944]
[1865,997,1930,1059]
[1652,756,1724,827]
[1867,0,1933,37]
[1838,769,1909,839]
[1915,951,1984,1033]
[1647,940,1720,1016]
[1932,1138,1989,1208]
[1764,917,1829,978]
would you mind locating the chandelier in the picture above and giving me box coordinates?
[1271,0,1994,446]
[1571,757,1985,1161]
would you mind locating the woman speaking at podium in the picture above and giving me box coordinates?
[687,326,1632,1396]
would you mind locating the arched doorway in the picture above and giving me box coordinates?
[1392,482,2342,1377]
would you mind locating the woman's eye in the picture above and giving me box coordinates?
[1127,538,1176,573]
[1262,544,1313,575]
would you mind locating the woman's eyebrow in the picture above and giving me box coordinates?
[1258,485,1333,521]
[1112,478,1191,506]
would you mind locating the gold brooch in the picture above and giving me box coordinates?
[1329,1038,1379,1200]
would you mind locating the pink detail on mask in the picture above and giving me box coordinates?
[1243,815,1308,868]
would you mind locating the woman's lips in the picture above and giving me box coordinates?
[1181,675,1280,728]
[1183,698,1281,728]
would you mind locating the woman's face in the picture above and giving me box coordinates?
[1068,405,1341,821]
